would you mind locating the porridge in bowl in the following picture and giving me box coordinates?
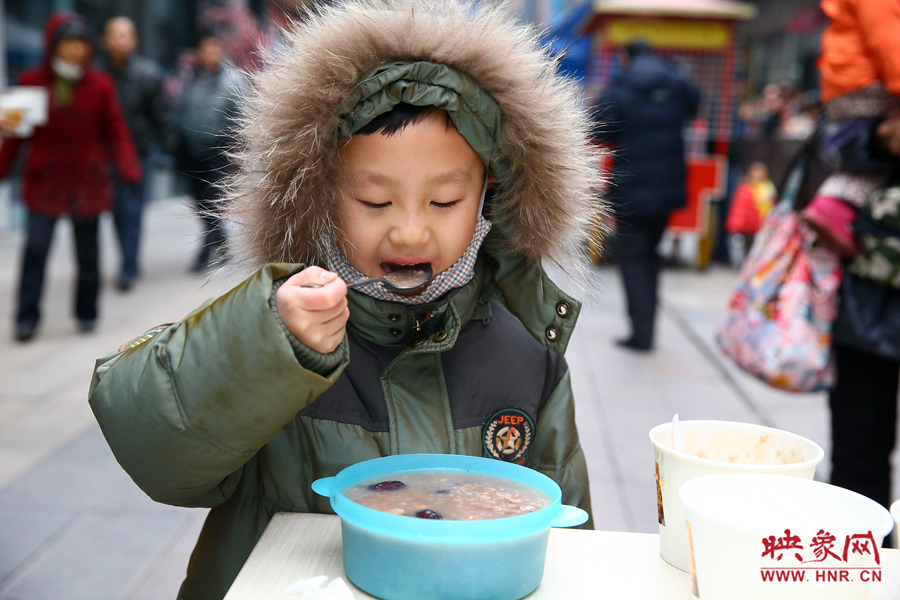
[344,470,551,520]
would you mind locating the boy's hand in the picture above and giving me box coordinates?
[275,267,349,354]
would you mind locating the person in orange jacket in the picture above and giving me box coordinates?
[801,0,900,258]
[814,0,900,518]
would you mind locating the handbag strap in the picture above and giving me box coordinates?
[774,119,830,211]
[778,155,807,210]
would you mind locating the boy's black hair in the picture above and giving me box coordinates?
[356,102,454,136]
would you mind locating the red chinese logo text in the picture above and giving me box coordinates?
[761,530,880,565]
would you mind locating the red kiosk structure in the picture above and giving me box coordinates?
[585,0,756,268]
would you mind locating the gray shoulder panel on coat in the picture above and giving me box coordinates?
[442,300,568,430]
[295,301,567,433]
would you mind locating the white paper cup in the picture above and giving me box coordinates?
[891,499,900,545]
[680,473,893,600]
[649,420,824,571]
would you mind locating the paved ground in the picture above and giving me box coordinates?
[0,196,896,599]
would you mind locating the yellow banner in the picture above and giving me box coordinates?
[605,18,731,50]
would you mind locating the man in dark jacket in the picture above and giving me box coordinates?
[97,16,168,291]
[0,12,141,341]
[594,41,701,351]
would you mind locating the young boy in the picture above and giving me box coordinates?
[88,1,603,598]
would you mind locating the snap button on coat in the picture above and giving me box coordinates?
[433,330,449,342]
[545,326,560,341]
[556,302,571,317]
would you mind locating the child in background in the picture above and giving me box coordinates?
[800,0,900,257]
[87,2,602,599]
[725,161,776,266]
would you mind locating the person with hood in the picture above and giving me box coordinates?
[593,40,701,352]
[87,1,602,598]
[0,12,142,342]
[97,16,169,292]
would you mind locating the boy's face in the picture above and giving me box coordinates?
[334,111,484,284]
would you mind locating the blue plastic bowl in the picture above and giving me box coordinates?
[312,454,588,600]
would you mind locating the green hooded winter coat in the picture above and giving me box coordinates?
[89,1,605,599]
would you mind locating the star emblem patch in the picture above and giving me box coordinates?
[482,407,535,466]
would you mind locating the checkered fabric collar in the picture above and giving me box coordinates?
[325,214,491,305]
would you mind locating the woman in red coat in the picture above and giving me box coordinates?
[0,12,141,342]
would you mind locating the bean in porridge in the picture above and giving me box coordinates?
[344,471,551,520]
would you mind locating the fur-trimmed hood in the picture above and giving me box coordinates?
[224,0,605,285]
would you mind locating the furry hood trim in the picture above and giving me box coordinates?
[224,0,606,285]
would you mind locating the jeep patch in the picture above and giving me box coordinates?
[482,407,534,466]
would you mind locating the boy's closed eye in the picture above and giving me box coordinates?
[354,199,463,210]
[432,200,462,209]
[357,200,391,209]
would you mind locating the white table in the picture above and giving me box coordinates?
[224,513,900,599]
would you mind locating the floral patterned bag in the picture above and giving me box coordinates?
[716,200,842,392]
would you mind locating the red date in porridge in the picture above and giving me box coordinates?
[344,471,551,520]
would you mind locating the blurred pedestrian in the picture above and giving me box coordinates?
[828,110,900,514]
[97,16,169,292]
[724,161,776,266]
[593,40,701,351]
[759,83,787,139]
[171,30,245,273]
[0,12,141,342]
[813,0,900,513]
[799,0,900,259]
[261,0,302,56]
[780,91,819,140]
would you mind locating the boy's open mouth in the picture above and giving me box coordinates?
[380,262,431,276]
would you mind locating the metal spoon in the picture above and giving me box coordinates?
[300,264,433,293]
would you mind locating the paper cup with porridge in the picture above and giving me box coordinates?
[648,420,824,572]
